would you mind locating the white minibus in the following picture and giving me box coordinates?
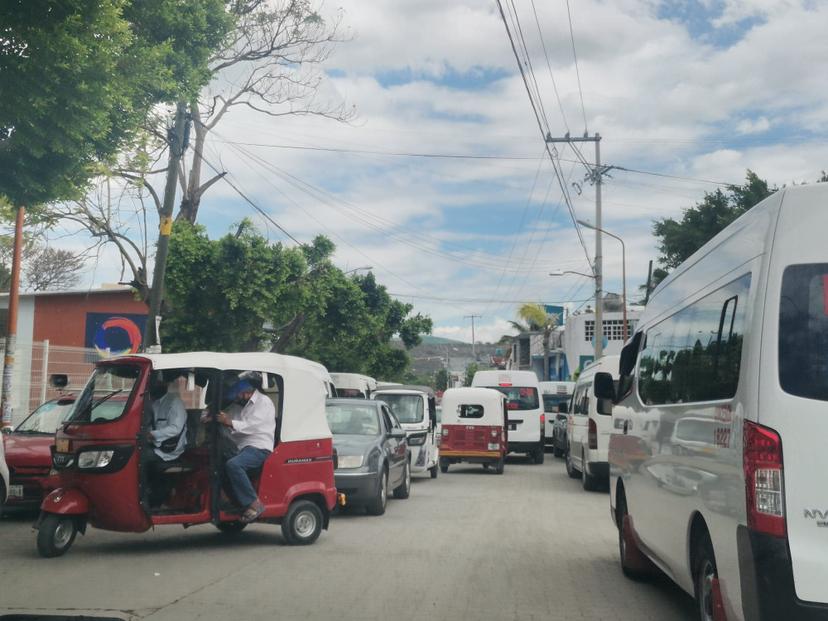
[472,370,545,464]
[565,356,618,491]
[607,184,828,620]
[539,380,574,449]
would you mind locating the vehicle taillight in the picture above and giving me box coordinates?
[540,413,545,427]
[490,428,497,437]
[332,446,339,470]
[588,418,598,450]
[743,420,785,538]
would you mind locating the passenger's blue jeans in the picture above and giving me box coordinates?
[225,446,271,508]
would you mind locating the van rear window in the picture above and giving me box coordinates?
[488,386,539,410]
[779,263,828,401]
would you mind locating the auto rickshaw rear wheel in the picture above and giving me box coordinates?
[282,499,323,545]
[215,521,247,534]
[37,514,78,558]
[494,457,505,475]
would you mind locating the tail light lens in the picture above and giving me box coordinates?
[743,421,785,538]
[588,418,598,450]
[540,414,545,427]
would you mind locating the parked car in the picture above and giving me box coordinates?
[539,381,574,449]
[472,370,544,464]
[326,399,410,515]
[565,356,618,491]
[372,385,439,478]
[609,184,828,619]
[550,409,568,458]
[2,397,77,512]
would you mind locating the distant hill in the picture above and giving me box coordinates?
[420,335,467,345]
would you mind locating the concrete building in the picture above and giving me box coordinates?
[562,308,642,375]
[506,328,569,381]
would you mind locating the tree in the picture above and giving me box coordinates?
[510,303,559,381]
[24,246,86,291]
[464,363,479,387]
[435,368,449,392]
[649,171,774,289]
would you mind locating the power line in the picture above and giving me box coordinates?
[530,0,569,133]
[565,0,589,133]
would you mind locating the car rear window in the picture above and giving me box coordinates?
[779,263,828,401]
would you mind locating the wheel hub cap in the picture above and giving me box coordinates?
[53,520,73,548]
[295,511,316,538]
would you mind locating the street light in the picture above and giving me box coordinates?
[343,266,373,275]
[576,219,628,341]
[549,269,596,279]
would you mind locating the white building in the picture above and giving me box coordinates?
[563,308,642,375]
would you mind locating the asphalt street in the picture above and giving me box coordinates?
[0,454,695,621]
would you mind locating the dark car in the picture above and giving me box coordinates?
[551,411,569,458]
[1,397,76,512]
[326,398,411,515]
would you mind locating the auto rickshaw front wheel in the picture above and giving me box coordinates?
[215,521,248,534]
[36,514,78,558]
[281,500,323,545]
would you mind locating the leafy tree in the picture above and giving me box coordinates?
[464,362,479,387]
[24,247,86,291]
[435,368,449,392]
[509,303,559,380]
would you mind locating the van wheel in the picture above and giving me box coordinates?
[553,445,564,458]
[281,500,323,545]
[617,495,653,580]
[393,461,411,499]
[439,458,449,473]
[216,521,247,534]
[535,445,545,464]
[366,468,388,516]
[37,514,78,558]
[494,457,505,475]
[694,533,725,621]
[430,463,438,479]
[565,448,580,478]
[581,451,600,491]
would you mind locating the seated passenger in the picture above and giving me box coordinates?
[144,376,188,507]
[216,379,275,523]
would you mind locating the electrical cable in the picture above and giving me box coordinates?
[565,0,589,134]
[530,0,570,134]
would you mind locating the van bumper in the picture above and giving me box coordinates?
[737,526,828,620]
[507,441,541,455]
[586,461,609,480]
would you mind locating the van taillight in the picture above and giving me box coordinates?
[743,420,785,538]
[540,413,545,427]
[588,418,598,449]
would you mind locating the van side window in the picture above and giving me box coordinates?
[638,273,751,405]
[459,405,484,419]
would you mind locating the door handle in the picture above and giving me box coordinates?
[622,420,629,435]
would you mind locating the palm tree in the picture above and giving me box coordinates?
[512,303,559,380]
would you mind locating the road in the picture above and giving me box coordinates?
[0,454,695,621]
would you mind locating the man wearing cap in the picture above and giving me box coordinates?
[216,379,275,523]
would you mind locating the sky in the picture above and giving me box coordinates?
[47,0,828,344]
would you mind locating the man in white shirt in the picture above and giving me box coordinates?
[144,378,188,507]
[216,379,275,522]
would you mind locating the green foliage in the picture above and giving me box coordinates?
[162,224,432,378]
[464,362,479,388]
[435,368,449,392]
[652,171,774,273]
[0,0,231,208]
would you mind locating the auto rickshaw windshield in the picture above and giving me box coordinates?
[67,364,141,424]
[379,394,424,424]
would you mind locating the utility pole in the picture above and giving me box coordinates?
[464,314,481,361]
[144,102,190,351]
[0,206,25,427]
[644,259,654,305]
[545,133,610,362]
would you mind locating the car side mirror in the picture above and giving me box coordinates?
[389,428,406,439]
[594,372,615,401]
[557,401,569,414]
[50,374,69,389]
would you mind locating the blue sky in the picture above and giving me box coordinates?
[56,0,828,343]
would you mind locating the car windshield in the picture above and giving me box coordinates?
[542,394,570,413]
[66,364,141,424]
[779,263,828,401]
[326,403,380,435]
[488,386,539,411]
[15,400,76,434]
[379,393,424,423]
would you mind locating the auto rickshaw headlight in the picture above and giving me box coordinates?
[337,455,364,469]
[77,450,115,469]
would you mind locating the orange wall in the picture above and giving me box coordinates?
[32,291,147,347]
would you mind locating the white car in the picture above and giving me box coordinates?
[565,356,617,491]
[472,370,545,464]
[608,184,828,620]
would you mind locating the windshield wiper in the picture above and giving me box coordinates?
[91,389,123,410]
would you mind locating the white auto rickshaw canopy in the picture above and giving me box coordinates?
[329,372,377,395]
[128,352,332,443]
[440,387,506,426]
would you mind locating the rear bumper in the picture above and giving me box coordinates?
[334,471,378,505]
[586,461,609,479]
[737,526,828,620]
[440,450,501,463]
[507,441,542,454]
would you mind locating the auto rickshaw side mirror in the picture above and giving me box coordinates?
[50,374,69,389]
[1,425,13,435]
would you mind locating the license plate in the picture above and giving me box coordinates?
[56,439,70,453]
[8,484,23,498]
[487,443,500,451]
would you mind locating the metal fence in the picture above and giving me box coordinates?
[0,339,97,425]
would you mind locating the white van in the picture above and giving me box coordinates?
[539,380,575,449]
[472,370,544,464]
[565,356,618,491]
[608,184,828,620]
[330,373,377,399]
[373,385,439,478]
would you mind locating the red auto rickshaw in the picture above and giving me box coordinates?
[35,352,339,557]
[438,387,507,474]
